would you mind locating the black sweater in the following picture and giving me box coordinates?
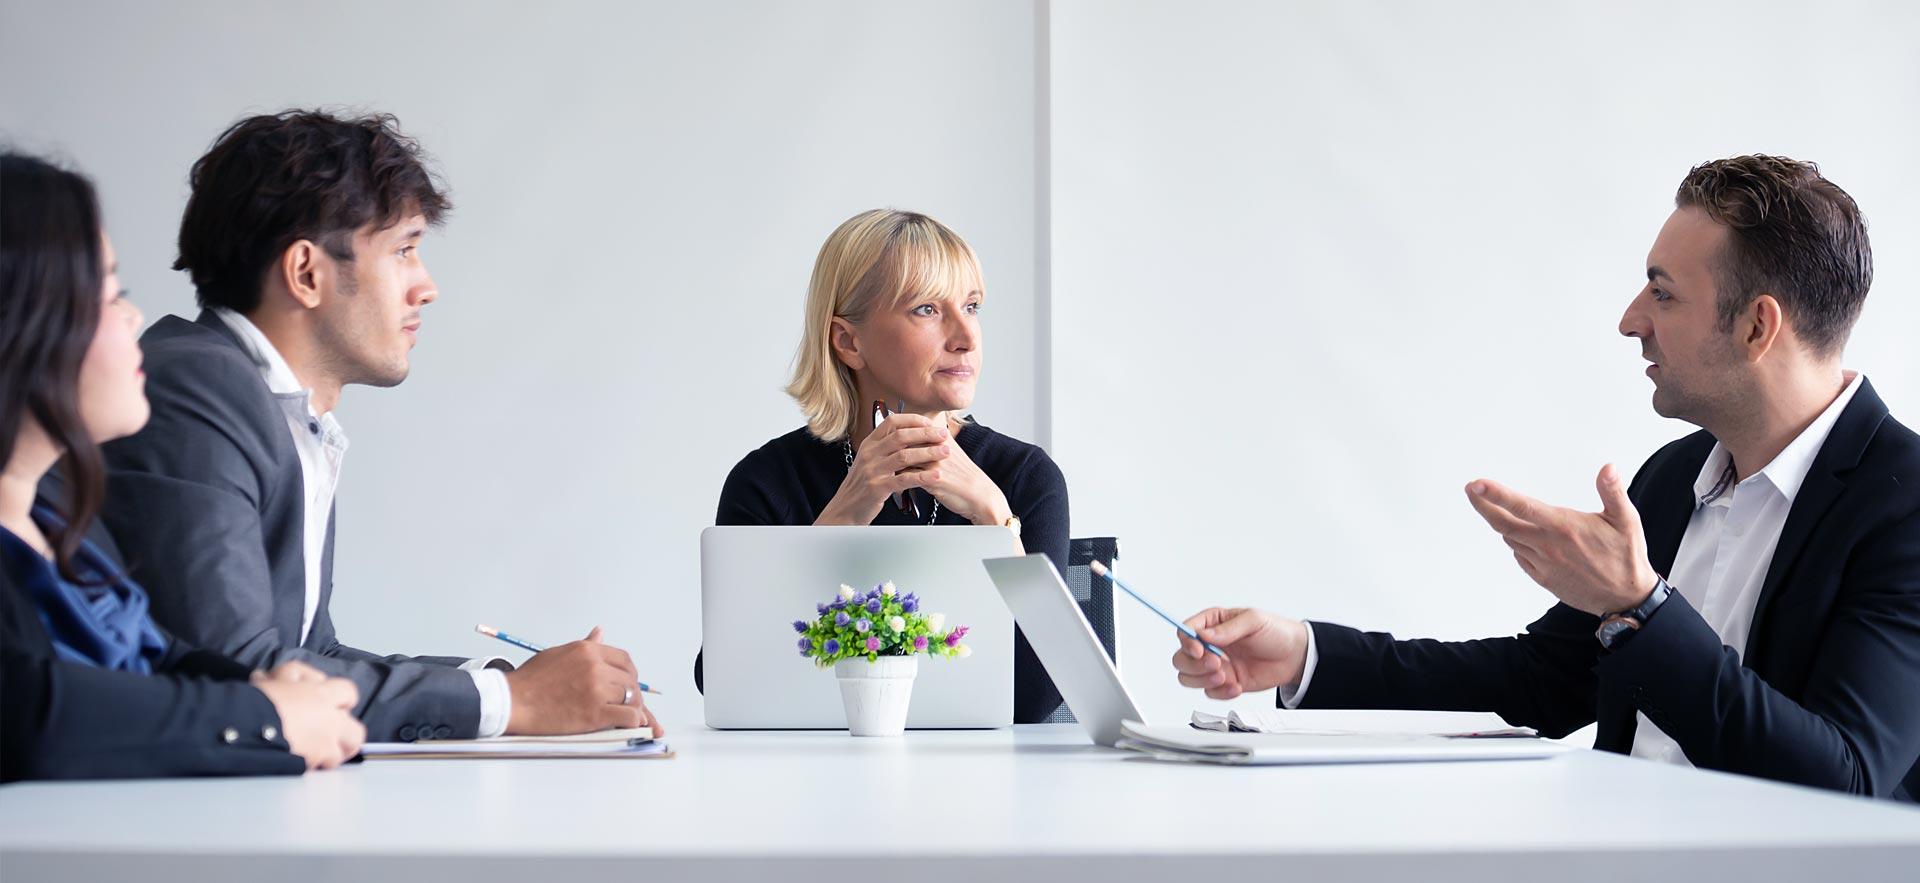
[705,420,1068,723]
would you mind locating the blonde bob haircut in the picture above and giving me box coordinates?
[787,208,984,442]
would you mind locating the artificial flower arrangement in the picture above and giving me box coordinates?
[794,581,970,665]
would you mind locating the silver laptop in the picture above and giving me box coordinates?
[981,554,1145,746]
[702,526,1017,729]
[984,554,1566,764]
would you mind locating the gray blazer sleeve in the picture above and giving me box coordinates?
[100,330,482,741]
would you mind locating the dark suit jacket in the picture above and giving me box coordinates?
[1302,378,1920,801]
[0,504,302,781]
[99,311,481,741]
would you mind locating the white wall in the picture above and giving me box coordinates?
[1050,0,1920,727]
[0,0,1042,720]
[5,0,1917,735]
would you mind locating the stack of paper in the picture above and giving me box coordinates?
[1187,708,1536,738]
[363,728,673,760]
[1117,711,1565,766]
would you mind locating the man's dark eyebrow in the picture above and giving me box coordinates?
[402,226,425,240]
[1647,265,1673,283]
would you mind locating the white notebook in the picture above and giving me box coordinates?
[363,728,672,760]
[1188,708,1537,738]
[1125,710,1557,766]
[1120,717,1565,766]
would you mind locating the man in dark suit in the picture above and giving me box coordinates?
[100,110,658,743]
[1171,155,1920,801]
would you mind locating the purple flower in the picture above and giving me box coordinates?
[913,635,929,651]
[792,620,807,633]
[865,637,882,652]
[945,631,962,648]
[800,646,811,657]
[900,597,919,614]
[855,618,871,633]
[816,603,829,616]
[797,637,812,652]
[951,625,970,641]
[865,598,883,614]
[834,611,851,627]
[830,599,846,611]
[823,638,841,655]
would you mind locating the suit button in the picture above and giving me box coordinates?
[221,727,239,744]
[398,725,418,741]
[262,725,280,742]
[433,725,452,739]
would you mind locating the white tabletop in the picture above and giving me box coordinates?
[3,725,1917,882]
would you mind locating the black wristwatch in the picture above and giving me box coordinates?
[1595,577,1673,651]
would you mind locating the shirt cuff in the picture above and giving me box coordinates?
[468,667,512,738]
[1276,621,1319,709]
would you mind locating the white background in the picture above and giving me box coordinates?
[1051,0,1920,724]
[4,1,1916,735]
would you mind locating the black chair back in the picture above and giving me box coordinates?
[1043,537,1119,724]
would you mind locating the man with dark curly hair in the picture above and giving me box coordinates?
[100,110,661,743]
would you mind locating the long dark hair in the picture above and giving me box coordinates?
[0,151,109,581]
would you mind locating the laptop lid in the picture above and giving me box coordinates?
[983,554,1146,746]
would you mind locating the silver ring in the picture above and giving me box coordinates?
[622,685,634,705]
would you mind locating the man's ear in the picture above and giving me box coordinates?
[277,239,330,311]
[829,317,865,372]
[1741,293,1785,363]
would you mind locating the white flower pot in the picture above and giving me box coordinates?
[833,656,918,736]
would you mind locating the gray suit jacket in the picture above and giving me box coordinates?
[99,311,483,741]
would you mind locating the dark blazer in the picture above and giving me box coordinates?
[99,311,481,741]
[1302,378,1920,801]
[0,504,302,781]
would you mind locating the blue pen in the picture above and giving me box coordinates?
[1087,561,1229,659]
[475,624,660,694]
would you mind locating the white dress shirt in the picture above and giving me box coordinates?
[1284,372,1865,770]
[212,308,512,737]
[1630,370,1862,764]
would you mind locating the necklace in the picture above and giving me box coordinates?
[845,440,940,525]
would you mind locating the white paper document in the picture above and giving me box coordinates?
[1119,711,1566,765]
[1188,708,1537,738]
[363,728,671,760]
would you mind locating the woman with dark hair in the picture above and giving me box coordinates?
[0,150,366,781]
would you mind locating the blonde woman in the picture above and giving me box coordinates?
[712,209,1067,723]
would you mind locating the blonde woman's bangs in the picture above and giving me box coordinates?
[876,222,983,313]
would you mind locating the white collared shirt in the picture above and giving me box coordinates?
[211,308,512,738]
[1284,372,1865,770]
[1630,370,1863,764]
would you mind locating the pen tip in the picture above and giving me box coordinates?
[1088,560,1109,576]
[474,624,496,636]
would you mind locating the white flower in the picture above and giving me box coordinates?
[956,644,972,658]
[837,584,857,601]
[881,581,897,597]
[928,613,946,633]
[888,616,906,633]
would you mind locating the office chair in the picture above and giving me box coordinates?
[1043,537,1119,724]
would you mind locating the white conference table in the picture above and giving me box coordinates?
[2,724,1917,882]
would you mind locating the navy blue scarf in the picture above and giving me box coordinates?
[0,506,167,673]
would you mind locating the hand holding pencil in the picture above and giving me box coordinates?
[478,625,665,738]
[1168,607,1313,701]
